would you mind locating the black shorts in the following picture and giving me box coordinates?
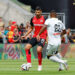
[28,38,45,47]
[22,38,30,43]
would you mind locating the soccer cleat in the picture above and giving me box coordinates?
[21,63,29,71]
[21,63,32,71]
[64,60,69,70]
[58,64,64,71]
[38,65,42,71]
[59,68,64,71]
[27,63,32,68]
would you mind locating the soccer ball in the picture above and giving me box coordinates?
[21,63,29,71]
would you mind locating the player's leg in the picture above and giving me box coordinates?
[25,38,37,68]
[37,39,45,71]
[37,46,43,71]
[25,43,32,67]
[21,43,32,71]
[46,44,68,70]
[56,52,64,71]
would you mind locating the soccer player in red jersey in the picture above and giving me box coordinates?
[21,6,47,71]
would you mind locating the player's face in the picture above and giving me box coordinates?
[50,13,57,18]
[35,10,42,17]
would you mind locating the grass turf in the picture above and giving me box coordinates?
[0,58,75,75]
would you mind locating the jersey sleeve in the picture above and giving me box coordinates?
[44,16,48,20]
[44,19,49,26]
[30,17,34,27]
[61,22,66,30]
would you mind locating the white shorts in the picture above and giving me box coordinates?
[46,44,60,56]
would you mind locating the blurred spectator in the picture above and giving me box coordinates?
[25,22,32,39]
[0,17,5,43]
[9,20,12,26]
[19,23,25,36]
[0,17,3,22]
[61,28,71,43]
[21,22,32,43]
[10,21,17,31]
[13,29,21,43]
[4,27,9,35]
[7,27,14,43]
[68,33,75,43]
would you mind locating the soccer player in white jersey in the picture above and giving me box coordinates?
[37,10,68,71]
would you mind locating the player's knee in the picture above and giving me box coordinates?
[37,47,42,53]
[37,49,41,53]
[47,55,52,59]
[25,44,32,50]
[55,51,58,54]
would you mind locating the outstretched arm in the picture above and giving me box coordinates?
[21,26,33,38]
[61,30,66,36]
[36,25,47,41]
[38,25,47,35]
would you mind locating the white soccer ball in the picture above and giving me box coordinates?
[21,63,29,71]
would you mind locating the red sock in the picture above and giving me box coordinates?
[38,52,42,65]
[25,49,31,63]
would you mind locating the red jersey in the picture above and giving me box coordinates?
[11,25,17,31]
[30,16,47,40]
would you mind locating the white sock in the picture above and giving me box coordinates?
[56,53,62,59]
[59,64,64,69]
[49,55,65,64]
[56,53,64,69]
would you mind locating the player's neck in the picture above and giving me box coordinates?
[36,15,42,19]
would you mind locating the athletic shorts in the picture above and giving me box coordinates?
[28,38,45,47]
[46,44,60,56]
[21,38,30,43]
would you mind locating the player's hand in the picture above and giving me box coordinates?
[21,36,25,40]
[36,35,40,42]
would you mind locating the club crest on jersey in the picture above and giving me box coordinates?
[40,20,43,22]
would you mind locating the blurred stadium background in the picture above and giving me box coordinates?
[0,0,75,75]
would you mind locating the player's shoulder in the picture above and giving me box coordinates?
[57,19,63,23]
[45,18,51,21]
[43,16,48,20]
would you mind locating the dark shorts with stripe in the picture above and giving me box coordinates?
[28,38,45,48]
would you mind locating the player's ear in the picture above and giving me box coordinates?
[40,10,42,14]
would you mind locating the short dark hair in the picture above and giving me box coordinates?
[20,23,24,26]
[50,10,56,14]
[35,6,42,11]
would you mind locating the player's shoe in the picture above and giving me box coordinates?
[27,63,32,68]
[59,68,64,71]
[38,65,42,71]
[58,64,64,71]
[64,60,69,70]
[21,63,32,71]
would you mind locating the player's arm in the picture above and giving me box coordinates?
[39,25,46,35]
[24,26,33,37]
[37,19,48,41]
[61,29,66,36]
[21,18,34,38]
[61,21,66,36]
[37,25,47,41]
[46,36,48,44]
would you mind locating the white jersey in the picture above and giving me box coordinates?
[45,18,65,46]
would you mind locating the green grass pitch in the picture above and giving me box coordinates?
[0,58,75,75]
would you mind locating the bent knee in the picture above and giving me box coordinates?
[47,55,52,59]
[37,49,42,53]
[25,44,32,50]
[37,46,42,53]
